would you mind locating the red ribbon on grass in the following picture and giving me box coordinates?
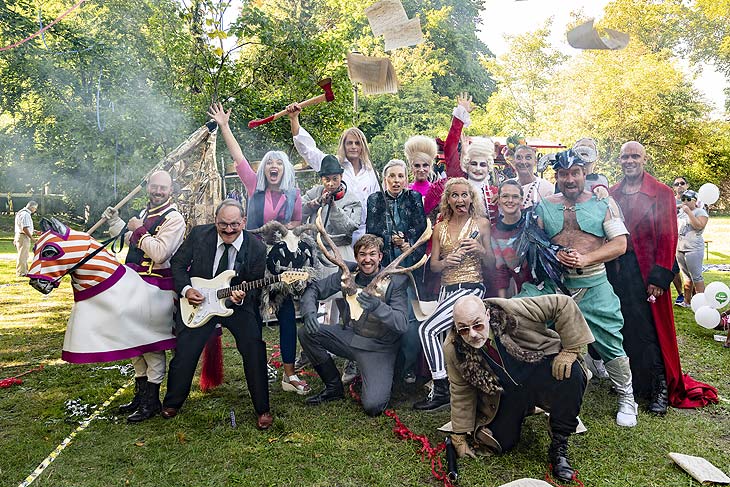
[0,364,45,389]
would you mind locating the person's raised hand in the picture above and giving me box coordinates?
[457,92,474,113]
[286,103,302,119]
[207,102,231,127]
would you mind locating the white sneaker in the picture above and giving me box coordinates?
[616,400,638,427]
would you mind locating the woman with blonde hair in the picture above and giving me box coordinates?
[288,105,379,243]
[413,177,495,411]
[404,135,438,199]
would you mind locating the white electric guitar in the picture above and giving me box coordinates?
[181,269,309,328]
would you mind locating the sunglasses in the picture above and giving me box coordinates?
[456,322,486,336]
[673,181,686,186]
[680,197,695,202]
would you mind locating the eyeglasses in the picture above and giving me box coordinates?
[619,153,643,161]
[216,221,242,230]
[673,181,686,186]
[456,322,486,336]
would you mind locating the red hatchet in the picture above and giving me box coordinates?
[248,78,335,129]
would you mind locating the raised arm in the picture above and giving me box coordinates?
[445,93,473,178]
[208,103,256,195]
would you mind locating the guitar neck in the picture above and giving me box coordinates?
[216,275,281,300]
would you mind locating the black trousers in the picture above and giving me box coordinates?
[489,359,586,452]
[163,314,270,415]
[606,252,666,398]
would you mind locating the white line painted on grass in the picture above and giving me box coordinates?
[17,381,131,487]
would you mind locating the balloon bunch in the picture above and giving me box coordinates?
[697,183,720,205]
[692,281,730,329]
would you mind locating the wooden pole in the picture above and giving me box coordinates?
[86,122,216,235]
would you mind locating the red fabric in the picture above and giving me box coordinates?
[199,332,224,392]
[444,117,466,178]
[610,173,717,408]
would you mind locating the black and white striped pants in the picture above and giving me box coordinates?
[418,284,486,380]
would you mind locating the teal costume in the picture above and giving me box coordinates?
[518,197,626,362]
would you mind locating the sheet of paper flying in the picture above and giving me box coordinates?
[346,53,399,94]
[567,19,629,50]
[668,452,730,484]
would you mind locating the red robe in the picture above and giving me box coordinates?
[610,172,717,408]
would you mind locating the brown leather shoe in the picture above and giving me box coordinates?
[161,407,178,419]
[256,412,273,430]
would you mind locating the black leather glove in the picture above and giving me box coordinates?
[303,312,320,334]
[356,291,381,312]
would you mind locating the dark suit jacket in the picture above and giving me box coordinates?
[170,224,267,332]
[300,262,409,352]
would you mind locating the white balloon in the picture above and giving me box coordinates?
[705,281,730,309]
[698,183,720,205]
[695,306,721,329]
[690,293,708,312]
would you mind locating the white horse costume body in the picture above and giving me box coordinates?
[28,220,176,363]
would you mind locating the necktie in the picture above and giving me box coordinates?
[215,243,232,276]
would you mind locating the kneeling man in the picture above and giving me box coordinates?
[298,234,409,416]
[445,295,593,482]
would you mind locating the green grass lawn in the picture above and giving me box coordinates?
[1,227,729,486]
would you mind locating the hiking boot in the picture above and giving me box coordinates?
[306,358,345,406]
[648,375,668,415]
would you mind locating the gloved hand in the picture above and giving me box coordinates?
[303,312,320,335]
[450,434,476,459]
[356,291,381,312]
[552,349,579,380]
[104,206,125,237]
[103,206,119,220]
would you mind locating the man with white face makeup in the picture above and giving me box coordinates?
[443,295,593,483]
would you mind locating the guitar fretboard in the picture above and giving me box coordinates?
[216,275,282,300]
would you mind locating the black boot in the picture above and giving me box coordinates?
[306,358,345,405]
[412,378,450,412]
[548,433,575,483]
[648,375,668,415]
[128,382,161,423]
[118,377,146,413]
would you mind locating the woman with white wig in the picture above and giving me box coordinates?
[208,103,309,396]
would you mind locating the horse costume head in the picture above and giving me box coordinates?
[28,217,121,295]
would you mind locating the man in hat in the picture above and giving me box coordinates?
[445,294,593,483]
[608,142,717,413]
[518,149,639,427]
[301,154,364,379]
[301,154,362,263]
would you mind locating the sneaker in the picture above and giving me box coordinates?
[674,294,685,306]
[341,360,358,384]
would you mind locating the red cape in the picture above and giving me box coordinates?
[610,172,717,408]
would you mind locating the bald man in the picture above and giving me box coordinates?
[105,170,186,422]
[443,295,593,483]
[608,142,717,413]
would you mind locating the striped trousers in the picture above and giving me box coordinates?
[418,285,486,380]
